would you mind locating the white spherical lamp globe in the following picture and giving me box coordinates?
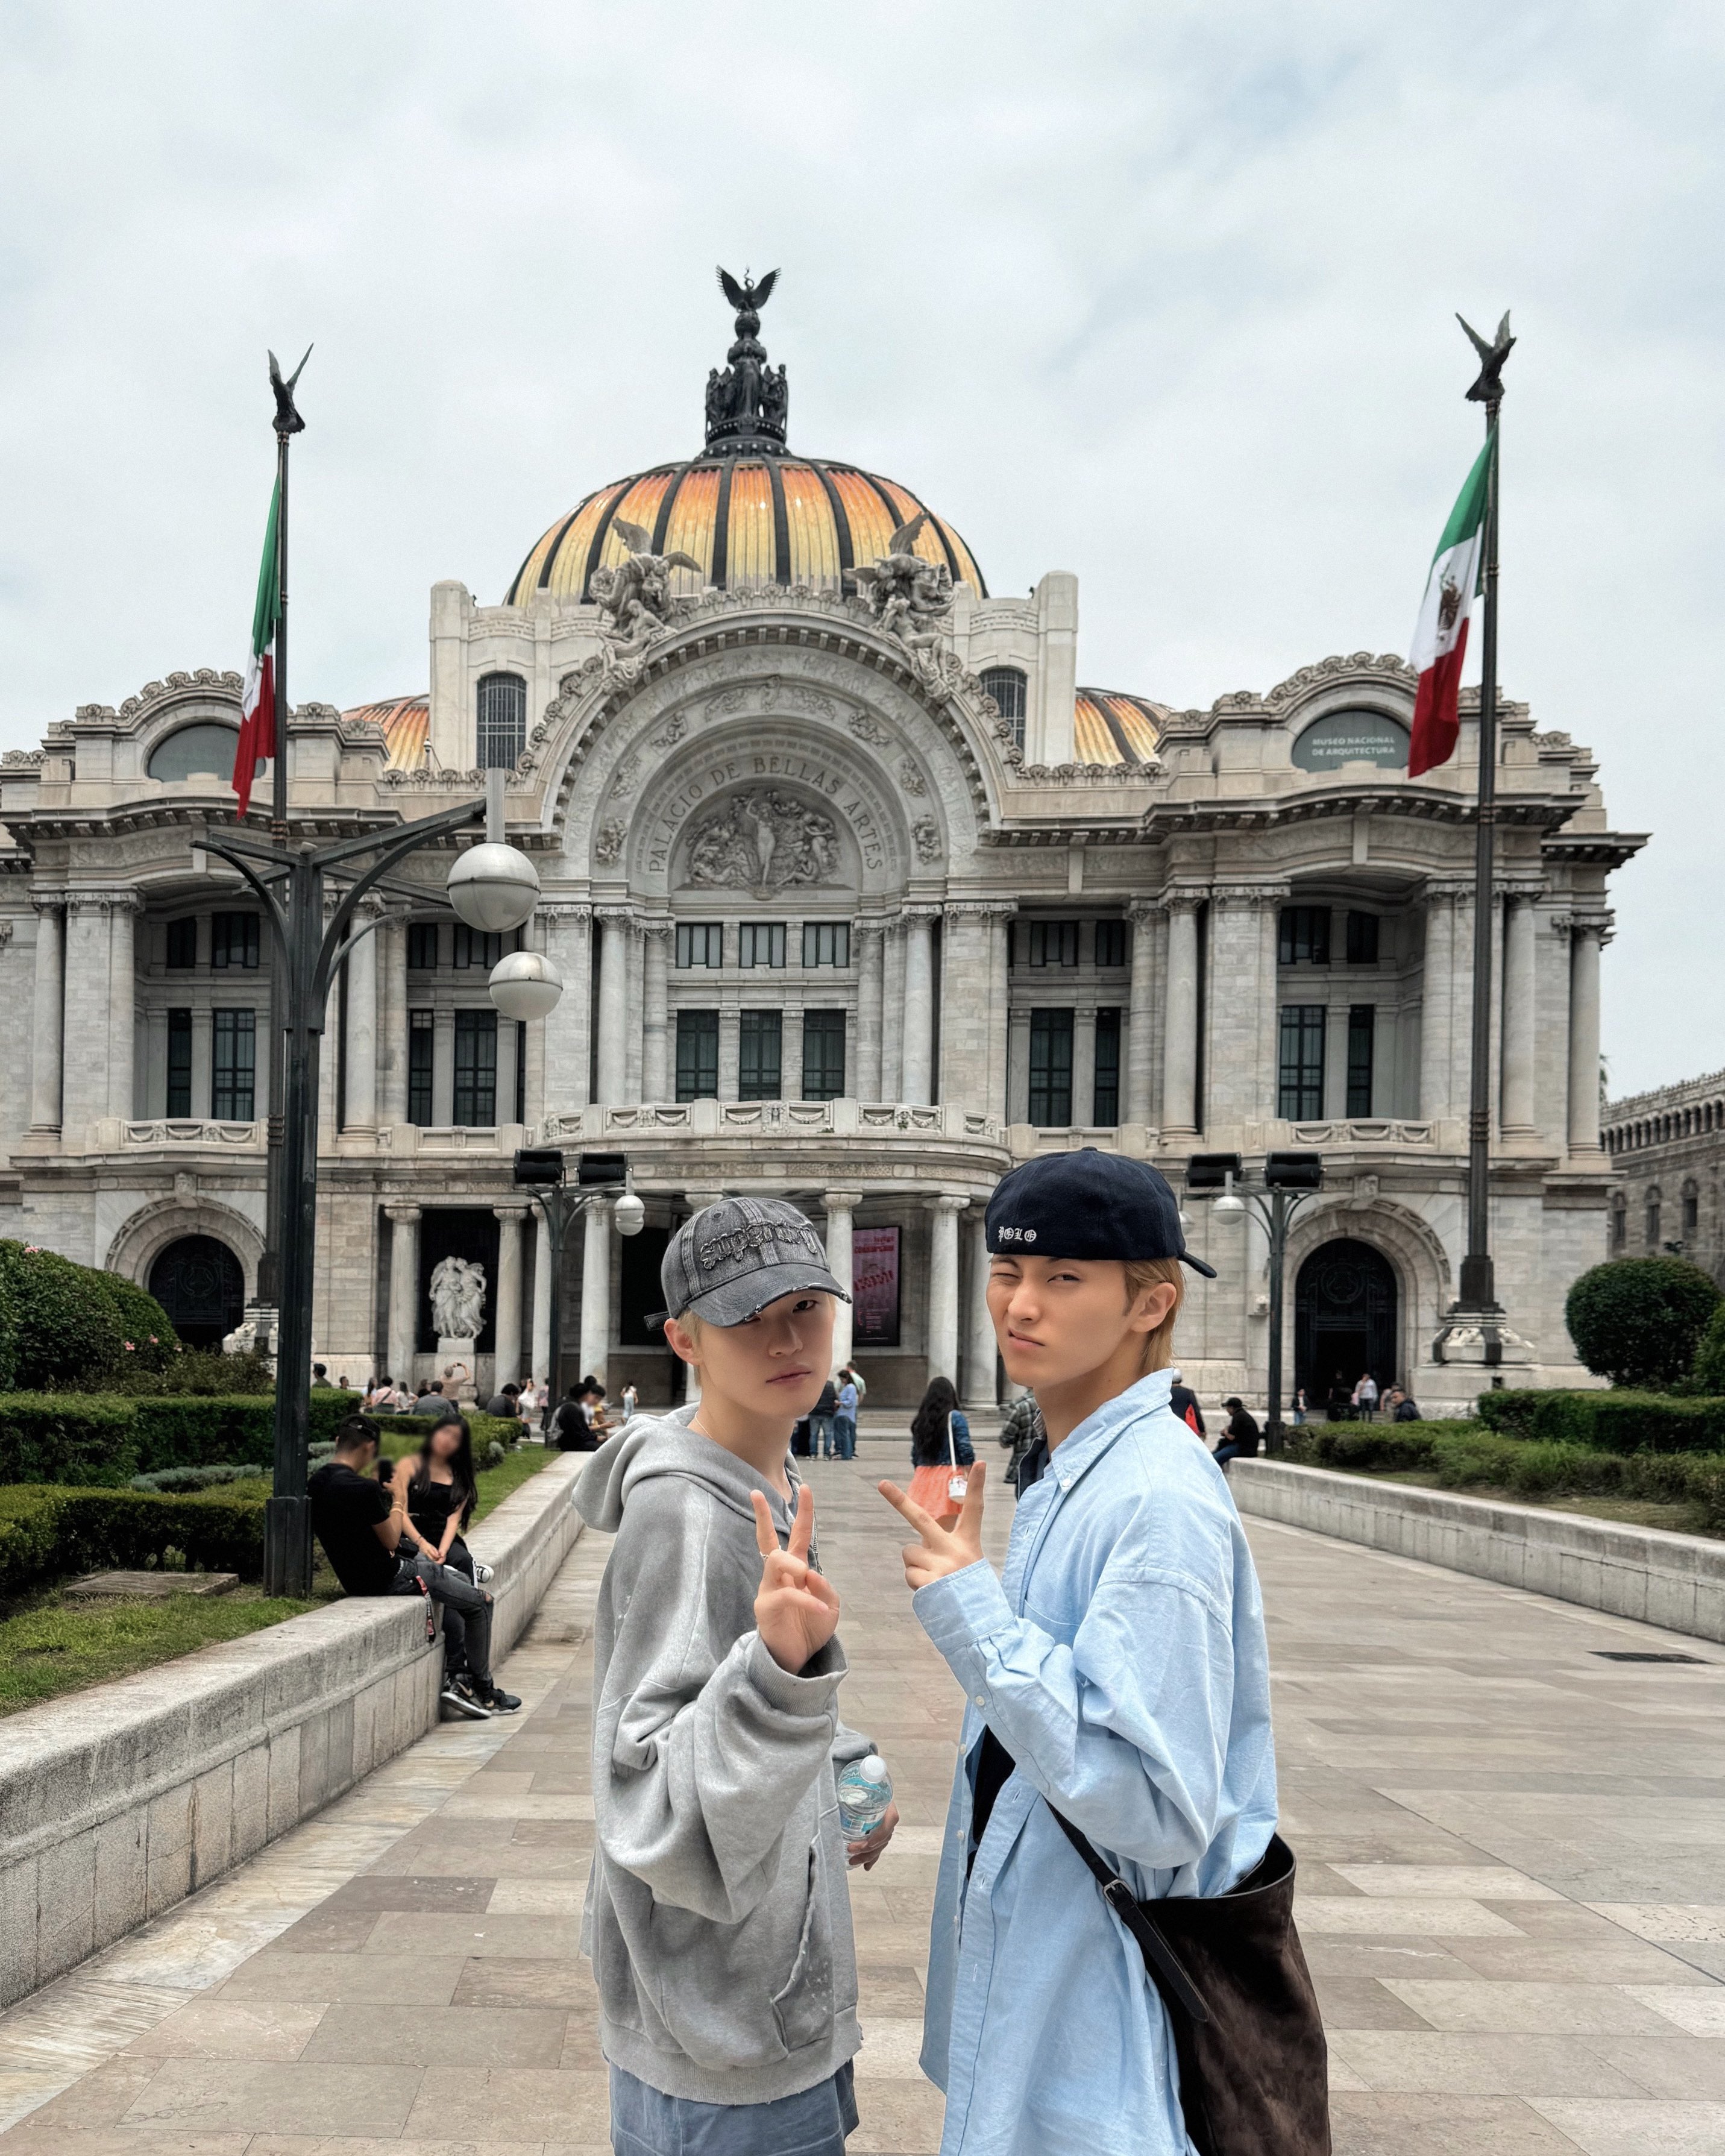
[447,841,540,933]
[613,1192,646,1237]
[1212,1192,1246,1222]
[488,949,564,1021]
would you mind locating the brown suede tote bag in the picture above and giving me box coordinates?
[1049,1808,1330,2156]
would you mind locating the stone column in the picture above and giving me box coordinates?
[964,1207,997,1409]
[623,919,647,1103]
[1565,918,1605,1157]
[987,908,1013,1122]
[492,1205,527,1389]
[541,905,592,1117]
[594,910,631,1105]
[879,923,905,1099]
[1419,888,1457,1122]
[60,896,112,1145]
[1160,896,1202,1140]
[432,1008,455,1125]
[495,1017,520,1128]
[386,1203,421,1388]
[642,922,671,1101]
[1072,1008,1098,1128]
[191,1010,215,1116]
[1125,901,1157,1127]
[823,1189,861,1373]
[379,918,408,1126]
[344,914,379,1134]
[531,1207,553,1388]
[108,897,139,1119]
[856,924,885,1098]
[1500,893,1538,1134]
[901,910,937,1107]
[927,1194,966,1386]
[29,896,64,1132]
[579,1196,613,1388]
[938,907,993,1113]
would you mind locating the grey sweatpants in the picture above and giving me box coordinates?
[391,1553,493,1685]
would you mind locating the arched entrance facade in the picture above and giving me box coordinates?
[147,1234,246,1348]
[1294,1237,1399,1410]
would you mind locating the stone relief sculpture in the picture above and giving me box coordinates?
[686,788,840,893]
[430,1255,486,1342]
[590,518,705,674]
[847,511,954,657]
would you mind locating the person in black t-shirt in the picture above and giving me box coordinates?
[307,1416,517,1718]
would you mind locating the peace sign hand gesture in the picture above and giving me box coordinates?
[878,1462,987,1591]
[751,1486,841,1675]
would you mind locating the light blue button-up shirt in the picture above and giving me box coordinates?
[911,1369,1278,2156]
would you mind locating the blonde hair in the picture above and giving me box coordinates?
[1122,1257,1184,1372]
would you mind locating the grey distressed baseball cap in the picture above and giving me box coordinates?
[658,1197,850,1327]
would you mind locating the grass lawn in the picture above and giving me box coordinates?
[1315,1461,1720,1541]
[0,1441,561,1718]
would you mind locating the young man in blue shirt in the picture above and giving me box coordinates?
[881,1150,1280,2156]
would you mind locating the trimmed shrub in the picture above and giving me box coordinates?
[1565,1258,1723,1390]
[0,1242,126,1390]
[1475,1388,1725,1454]
[1692,1305,1725,1398]
[0,1395,140,1486]
[86,1273,180,1380]
[131,1464,270,1493]
[1292,1422,1444,1474]
[105,1347,274,1397]
[0,1484,266,1598]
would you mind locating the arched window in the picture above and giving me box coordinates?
[1609,1192,1627,1254]
[1683,1178,1700,1240]
[981,666,1028,752]
[148,722,241,783]
[476,673,526,770]
[1645,1186,1662,1251]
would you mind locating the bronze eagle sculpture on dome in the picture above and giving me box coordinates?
[717,266,779,325]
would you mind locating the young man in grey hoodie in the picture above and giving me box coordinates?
[574,1197,898,2156]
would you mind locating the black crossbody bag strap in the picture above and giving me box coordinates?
[1047,1805,1213,2026]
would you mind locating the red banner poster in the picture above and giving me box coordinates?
[851,1226,901,1347]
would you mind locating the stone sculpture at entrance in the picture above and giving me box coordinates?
[430,1255,486,1401]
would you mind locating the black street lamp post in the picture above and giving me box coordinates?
[1187,1151,1324,1453]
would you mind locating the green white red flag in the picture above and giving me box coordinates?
[1407,438,1491,778]
[232,479,281,816]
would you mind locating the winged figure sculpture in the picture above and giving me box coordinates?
[589,518,705,662]
[268,344,313,435]
[717,266,779,319]
[1457,310,1515,404]
[847,512,953,647]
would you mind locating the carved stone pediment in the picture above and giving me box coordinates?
[685,787,841,893]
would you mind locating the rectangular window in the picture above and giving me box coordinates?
[212,1008,256,1120]
[407,922,440,972]
[408,1010,435,1125]
[210,911,260,970]
[453,925,503,971]
[1093,919,1128,969]
[739,922,786,969]
[1346,1005,1375,1117]
[1278,907,1331,966]
[802,922,850,969]
[1093,1007,1122,1124]
[676,922,723,969]
[1028,1009,1075,1125]
[738,1010,783,1100]
[1026,920,1079,969]
[453,1008,498,1125]
[1278,1004,1326,1119]
[802,1010,847,1101]
[166,1008,192,1116]
[676,1010,719,1101]
[1345,910,1380,965]
[165,918,197,970]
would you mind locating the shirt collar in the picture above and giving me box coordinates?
[1040,1367,1175,1485]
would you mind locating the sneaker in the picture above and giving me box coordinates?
[441,1674,493,1720]
[479,1683,521,1712]
[472,1560,495,1585]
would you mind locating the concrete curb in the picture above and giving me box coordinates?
[0,1451,582,2010]
[1230,1457,1725,1644]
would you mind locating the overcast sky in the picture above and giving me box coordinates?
[3,2,1720,1097]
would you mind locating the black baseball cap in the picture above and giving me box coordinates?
[985,1149,1217,1276]
[656,1196,851,1327]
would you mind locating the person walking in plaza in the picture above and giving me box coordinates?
[879,1149,1321,2156]
[997,1389,1043,1493]
[620,1379,639,1421]
[574,1197,896,2154]
[834,1371,859,1460]
[906,1375,973,1529]
[1352,1371,1379,1423]
[811,1375,840,1459]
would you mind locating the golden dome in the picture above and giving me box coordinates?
[1075,690,1162,765]
[504,453,987,609]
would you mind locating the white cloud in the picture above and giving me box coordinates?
[2,1,1720,1090]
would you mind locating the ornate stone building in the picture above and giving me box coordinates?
[1603,1070,1725,1287]
[0,283,1644,1410]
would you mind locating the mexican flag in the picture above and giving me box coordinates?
[1407,438,1492,778]
[232,479,281,816]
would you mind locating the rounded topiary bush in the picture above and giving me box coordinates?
[1692,1301,1725,1397]
[1565,1257,1723,1391]
[86,1271,179,1380]
[0,1240,179,1392]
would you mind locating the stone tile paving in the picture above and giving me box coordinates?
[0,1438,1722,2152]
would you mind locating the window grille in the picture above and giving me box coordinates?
[1683,1180,1700,1239]
[739,923,786,969]
[1278,907,1331,966]
[1093,1008,1121,1124]
[802,1010,846,1101]
[1029,1010,1075,1125]
[1645,1187,1662,1250]
[1345,910,1380,964]
[802,922,850,969]
[676,1010,719,1101]
[407,922,440,971]
[453,1008,498,1125]
[1025,921,1079,969]
[676,923,723,969]
[476,673,527,770]
[408,1010,435,1125]
[981,666,1028,752]
[1093,920,1128,969]
[454,923,503,970]
[1610,1195,1627,1252]
[1346,1006,1375,1117]
[212,1008,256,1120]
[211,912,260,970]
[165,919,197,970]
[167,1009,192,1116]
[1278,1005,1325,1119]
[738,1011,782,1100]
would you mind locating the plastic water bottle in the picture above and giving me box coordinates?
[837,1753,894,1838]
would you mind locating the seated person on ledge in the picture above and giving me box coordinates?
[308,1414,519,1720]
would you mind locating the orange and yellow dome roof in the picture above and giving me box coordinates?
[504,454,986,608]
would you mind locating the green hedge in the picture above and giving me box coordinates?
[0,1485,266,1598]
[1290,1421,1725,1529]
[0,1240,179,1392]
[1475,1389,1725,1454]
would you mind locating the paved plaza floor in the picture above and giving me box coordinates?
[2,1440,1724,2154]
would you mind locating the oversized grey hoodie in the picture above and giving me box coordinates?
[574,1406,871,2105]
